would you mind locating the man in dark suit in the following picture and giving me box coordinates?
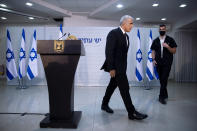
[101,15,147,120]
[151,24,177,104]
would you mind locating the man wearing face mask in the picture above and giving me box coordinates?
[151,24,177,104]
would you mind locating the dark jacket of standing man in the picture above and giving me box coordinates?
[151,24,177,104]
[101,15,147,120]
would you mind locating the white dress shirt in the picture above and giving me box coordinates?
[119,26,128,46]
[159,35,166,58]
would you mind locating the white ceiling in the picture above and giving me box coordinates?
[0,0,197,28]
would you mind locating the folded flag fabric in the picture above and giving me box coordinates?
[58,24,63,40]
[18,29,26,79]
[6,30,18,81]
[135,29,144,81]
[27,30,38,80]
[146,30,154,81]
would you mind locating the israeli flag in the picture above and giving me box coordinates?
[135,29,144,81]
[27,30,38,80]
[58,24,63,40]
[6,30,18,81]
[18,29,26,79]
[146,30,154,81]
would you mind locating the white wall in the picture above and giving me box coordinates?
[63,15,119,27]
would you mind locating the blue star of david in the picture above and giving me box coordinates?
[6,48,14,62]
[136,49,142,63]
[30,48,37,61]
[19,48,26,61]
[148,50,153,62]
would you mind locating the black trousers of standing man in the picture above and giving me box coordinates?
[156,65,171,100]
[102,73,135,114]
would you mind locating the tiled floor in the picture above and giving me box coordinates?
[0,80,197,131]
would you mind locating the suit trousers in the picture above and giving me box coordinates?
[156,65,171,99]
[102,74,135,114]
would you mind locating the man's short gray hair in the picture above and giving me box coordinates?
[120,15,133,25]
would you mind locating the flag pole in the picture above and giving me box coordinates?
[16,77,21,89]
[144,79,153,90]
[21,77,27,89]
[17,77,28,89]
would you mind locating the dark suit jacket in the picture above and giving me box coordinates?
[151,35,177,67]
[101,27,130,74]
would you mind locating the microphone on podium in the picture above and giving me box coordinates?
[58,33,67,40]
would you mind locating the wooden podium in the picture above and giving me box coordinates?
[37,40,85,128]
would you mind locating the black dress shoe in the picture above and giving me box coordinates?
[101,105,114,113]
[159,98,167,104]
[164,96,168,99]
[128,111,148,120]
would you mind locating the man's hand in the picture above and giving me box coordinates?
[153,60,157,66]
[162,43,170,49]
[162,42,176,54]
[110,70,116,78]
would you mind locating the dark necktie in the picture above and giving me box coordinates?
[124,33,128,46]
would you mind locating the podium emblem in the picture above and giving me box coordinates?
[54,40,65,53]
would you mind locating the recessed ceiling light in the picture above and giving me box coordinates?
[136,18,140,21]
[0,4,7,7]
[152,3,159,7]
[179,4,187,8]
[26,2,33,7]
[28,17,34,20]
[116,4,123,8]
[0,8,10,12]
[1,17,7,20]
[161,18,166,21]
